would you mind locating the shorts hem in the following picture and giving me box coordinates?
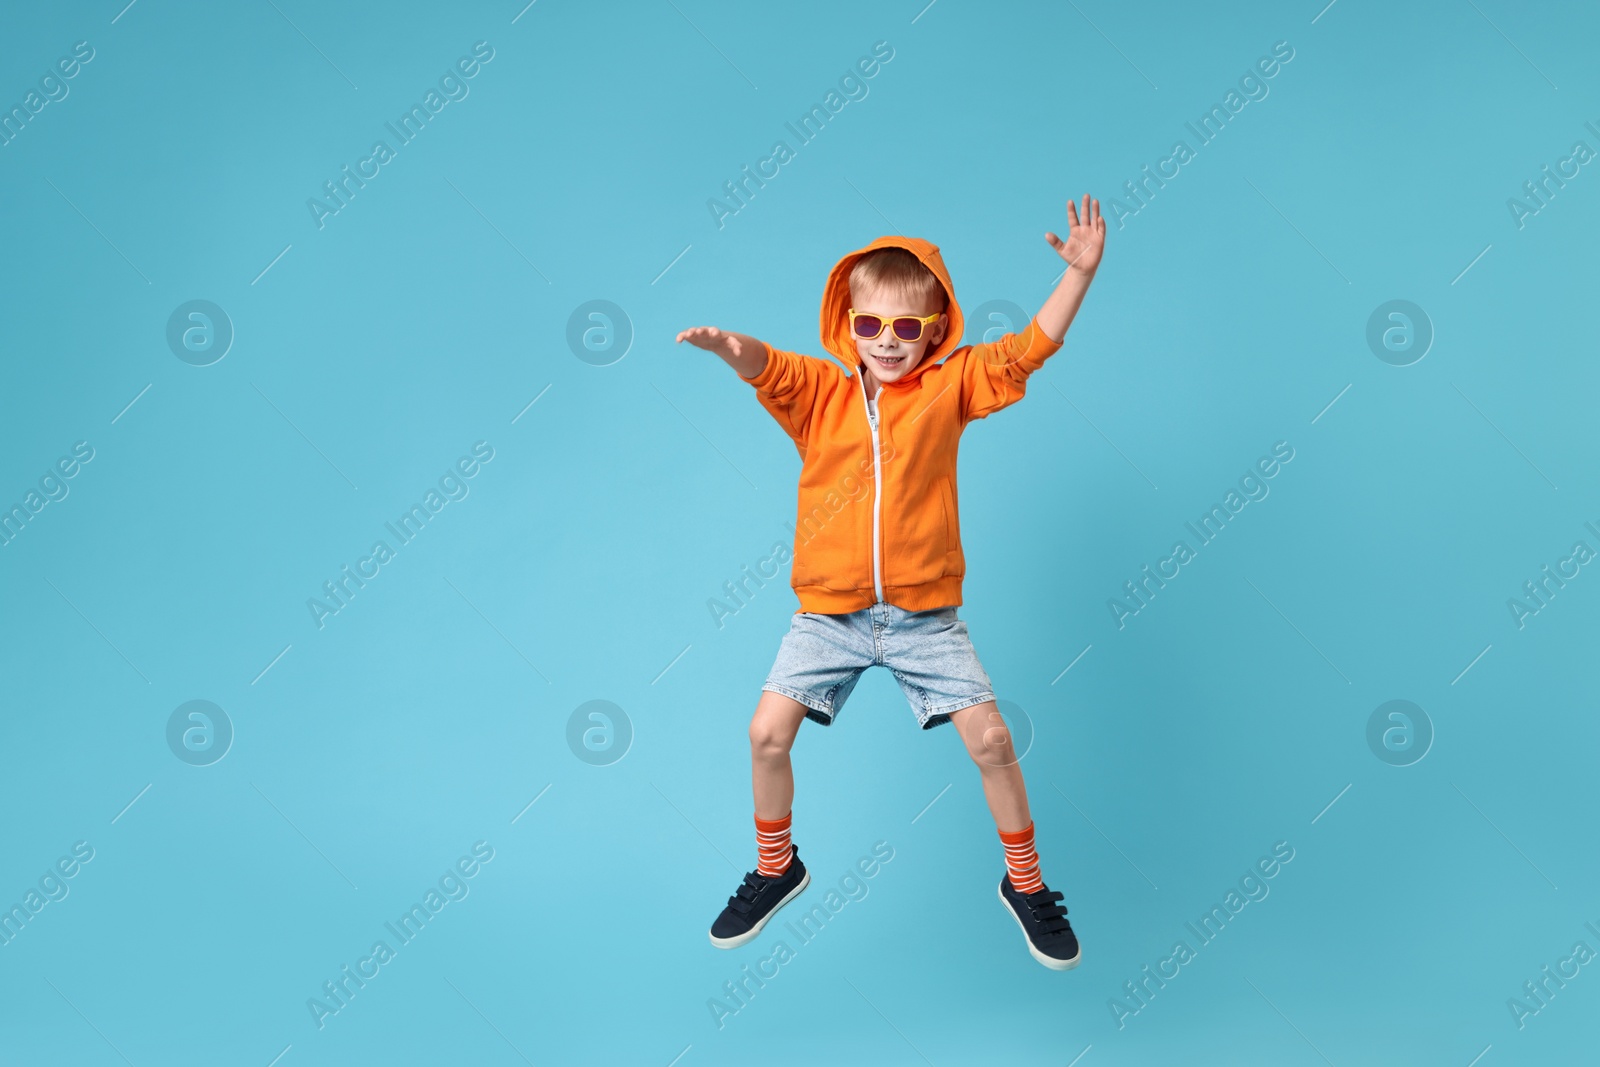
[761,683,837,726]
[918,692,995,730]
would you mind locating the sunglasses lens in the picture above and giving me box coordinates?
[892,318,922,341]
[855,314,884,338]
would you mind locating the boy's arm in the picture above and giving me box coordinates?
[961,194,1106,423]
[675,326,769,378]
[676,325,830,445]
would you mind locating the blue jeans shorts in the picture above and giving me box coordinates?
[761,602,996,730]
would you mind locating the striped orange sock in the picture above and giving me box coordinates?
[999,820,1044,894]
[755,811,793,877]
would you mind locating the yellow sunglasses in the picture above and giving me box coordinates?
[848,308,941,343]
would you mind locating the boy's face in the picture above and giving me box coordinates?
[850,283,947,389]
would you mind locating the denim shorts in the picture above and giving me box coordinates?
[761,602,996,730]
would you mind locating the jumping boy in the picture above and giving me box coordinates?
[675,195,1105,969]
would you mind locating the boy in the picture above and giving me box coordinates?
[676,195,1105,969]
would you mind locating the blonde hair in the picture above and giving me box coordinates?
[848,247,944,310]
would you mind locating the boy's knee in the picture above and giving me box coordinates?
[969,730,1016,767]
[749,717,794,757]
[956,707,1016,767]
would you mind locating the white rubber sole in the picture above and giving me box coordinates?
[709,868,811,950]
[998,882,1082,971]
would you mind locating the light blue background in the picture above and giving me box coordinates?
[2,1,1597,1064]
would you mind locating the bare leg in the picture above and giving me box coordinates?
[948,701,1031,832]
[750,690,810,820]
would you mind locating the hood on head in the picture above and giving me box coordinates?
[819,235,963,383]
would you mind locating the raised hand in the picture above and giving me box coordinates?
[676,326,744,361]
[1044,193,1105,274]
[677,325,768,379]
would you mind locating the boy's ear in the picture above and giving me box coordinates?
[931,313,948,346]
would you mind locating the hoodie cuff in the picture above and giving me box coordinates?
[741,340,781,390]
[1020,316,1064,369]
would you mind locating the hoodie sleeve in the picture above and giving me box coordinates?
[741,340,838,445]
[958,316,1065,423]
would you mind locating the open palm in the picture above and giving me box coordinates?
[1044,194,1105,273]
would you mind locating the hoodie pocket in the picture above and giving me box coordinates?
[938,476,962,575]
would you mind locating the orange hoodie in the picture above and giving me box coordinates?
[743,235,1065,614]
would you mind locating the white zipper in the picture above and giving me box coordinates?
[858,368,884,604]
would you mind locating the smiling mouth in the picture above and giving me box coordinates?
[871,354,905,369]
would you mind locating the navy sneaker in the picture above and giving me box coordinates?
[998,874,1081,970]
[709,845,810,949]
